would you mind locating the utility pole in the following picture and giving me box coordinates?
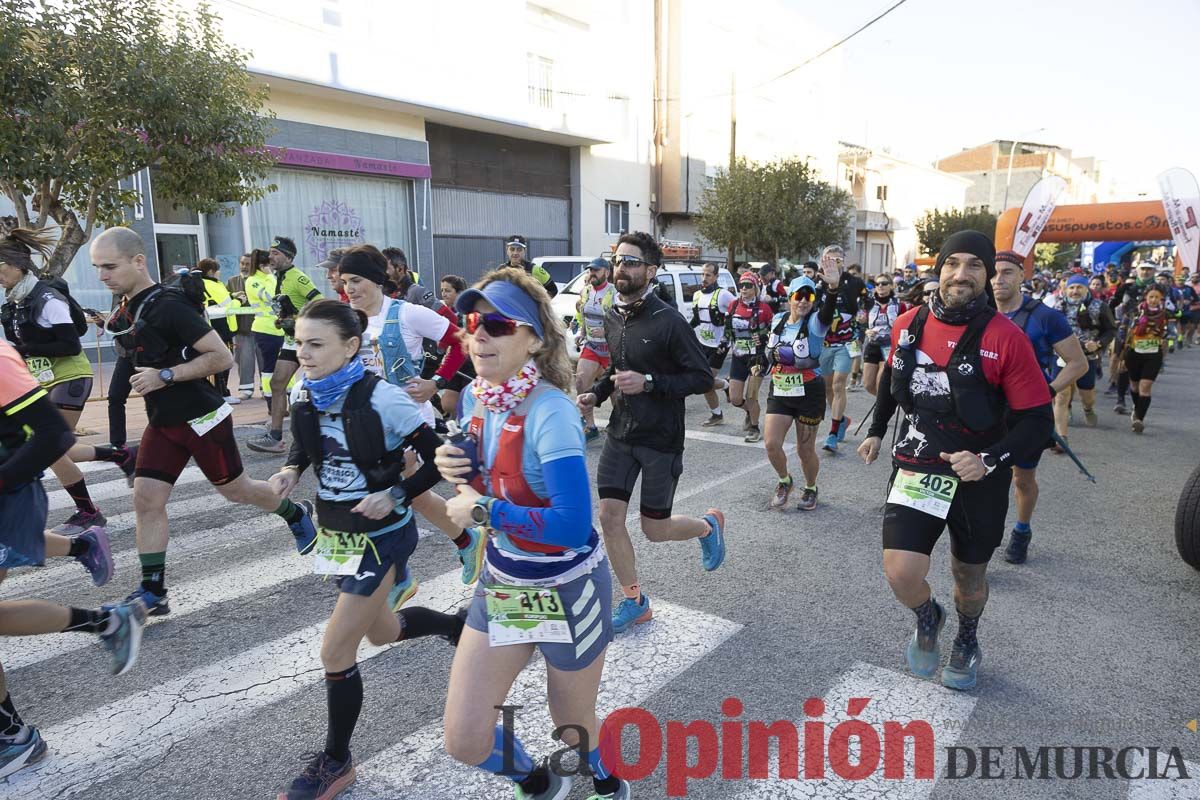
[727,70,736,271]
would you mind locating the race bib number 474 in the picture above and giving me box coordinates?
[887,469,959,519]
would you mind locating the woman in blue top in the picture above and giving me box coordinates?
[435,269,629,800]
[268,300,451,800]
[763,269,839,512]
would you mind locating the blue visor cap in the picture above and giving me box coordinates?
[788,276,817,297]
[455,280,546,340]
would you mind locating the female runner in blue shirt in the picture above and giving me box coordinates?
[435,268,629,799]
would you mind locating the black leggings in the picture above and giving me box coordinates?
[107,356,133,447]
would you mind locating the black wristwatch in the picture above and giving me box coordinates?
[978,452,999,476]
[433,374,448,391]
[159,368,175,386]
[643,374,654,393]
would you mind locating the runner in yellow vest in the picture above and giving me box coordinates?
[243,249,282,399]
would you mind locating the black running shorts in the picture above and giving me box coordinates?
[596,437,683,520]
[881,466,1012,564]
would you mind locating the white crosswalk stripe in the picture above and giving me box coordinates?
[46,466,206,511]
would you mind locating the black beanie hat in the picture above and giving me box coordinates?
[338,249,388,285]
[936,230,997,279]
[270,236,297,260]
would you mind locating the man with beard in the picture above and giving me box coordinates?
[577,232,727,635]
[857,230,1052,691]
[574,257,617,441]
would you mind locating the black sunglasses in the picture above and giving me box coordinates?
[612,254,651,268]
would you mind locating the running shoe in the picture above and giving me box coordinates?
[74,526,114,587]
[0,726,47,779]
[1132,418,1145,434]
[1004,529,1031,564]
[515,763,572,800]
[125,585,170,617]
[585,425,601,443]
[1084,407,1098,427]
[1113,403,1127,415]
[1104,384,1117,395]
[387,565,419,612]
[770,476,793,509]
[458,527,485,585]
[796,486,818,511]
[290,500,317,554]
[699,508,726,571]
[822,433,838,453]
[611,594,652,634]
[586,780,632,800]
[238,390,254,401]
[848,382,862,393]
[905,598,944,679]
[117,445,138,486]
[277,752,356,800]
[246,433,287,454]
[836,416,851,442]
[100,598,148,676]
[743,426,762,443]
[51,509,107,537]
[942,640,982,691]
[224,395,242,406]
[701,413,724,427]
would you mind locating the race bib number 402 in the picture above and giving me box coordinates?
[887,469,959,519]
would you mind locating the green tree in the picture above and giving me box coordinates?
[1034,242,1077,270]
[0,0,277,276]
[696,157,852,264]
[914,208,999,256]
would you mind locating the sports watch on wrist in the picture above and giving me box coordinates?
[471,497,494,526]
[159,368,175,386]
[433,374,448,391]
[643,374,654,393]
[978,452,999,476]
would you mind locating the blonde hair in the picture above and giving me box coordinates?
[471,267,574,392]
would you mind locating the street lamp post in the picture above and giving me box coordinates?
[1001,127,1047,210]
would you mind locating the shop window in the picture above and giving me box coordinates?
[605,200,628,235]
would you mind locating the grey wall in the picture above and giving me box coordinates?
[205,202,246,281]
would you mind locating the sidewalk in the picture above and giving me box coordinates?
[74,362,271,443]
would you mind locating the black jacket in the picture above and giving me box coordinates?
[591,292,713,453]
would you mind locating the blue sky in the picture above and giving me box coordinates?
[787,0,1200,197]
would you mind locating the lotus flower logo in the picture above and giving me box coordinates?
[306,200,364,260]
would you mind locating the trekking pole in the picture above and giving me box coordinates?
[1052,431,1097,483]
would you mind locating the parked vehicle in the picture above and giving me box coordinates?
[1175,465,1200,569]
[532,256,593,292]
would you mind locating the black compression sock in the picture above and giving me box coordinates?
[1117,372,1130,402]
[954,609,981,649]
[913,597,940,631]
[517,764,550,796]
[324,664,363,763]
[397,607,464,641]
[0,693,24,736]
[594,775,622,795]
[64,607,111,634]
[68,537,88,557]
[64,479,98,515]
[1134,395,1152,420]
[90,445,122,463]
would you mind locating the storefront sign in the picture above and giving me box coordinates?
[306,200,365,260]
[267,146,432,180]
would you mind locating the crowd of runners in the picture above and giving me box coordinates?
[0,220,1192,799]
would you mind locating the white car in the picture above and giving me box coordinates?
[531,256,594,292]
[551,263,738,359]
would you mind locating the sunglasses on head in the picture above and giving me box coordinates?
[465,311,532,337]
[612,254,651,268]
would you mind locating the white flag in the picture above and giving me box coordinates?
[1011,176,1068,258]
[1157,167,1200,274]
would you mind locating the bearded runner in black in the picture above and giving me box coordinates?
[857,230,1053,692]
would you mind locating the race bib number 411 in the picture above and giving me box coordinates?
[771,371,805,397]
[887,469,959,519]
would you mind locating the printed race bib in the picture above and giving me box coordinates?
[586,325,605,342]
[485,584,572,647]
[312,529,368,576]
[187,402,232,437]
[24,356,54,384]
[847,340,863,358]
[1133,338,1161,354]
[887,469,959,519]
[699,327,716,343]
[771,371,805,397]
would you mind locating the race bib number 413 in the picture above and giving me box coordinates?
[485,584,572,647]
[887,469,959,519]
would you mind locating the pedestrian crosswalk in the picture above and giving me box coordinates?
[7,455,1198,799]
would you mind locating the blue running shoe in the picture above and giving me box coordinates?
[100,598,148,675]
[125,585,169,617]
[611,594,652,634]
[942,640,982,691]
[836,415,851,442]
[290,500,317,554]
[277,751,356,800]
[387,565,419,613]
[0,726,47,779]
[458,527,485,585]
[74,526,113,587]
[699,508,726,571]
[905,598,944,678]
[822,433,838,453]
